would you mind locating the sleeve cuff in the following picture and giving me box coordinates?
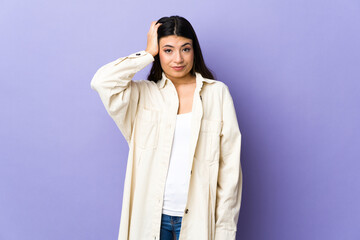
[214,228,236,240]
[112,50,154,69]
[128,50,154,61]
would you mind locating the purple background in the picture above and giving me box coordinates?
[1,0,359,239]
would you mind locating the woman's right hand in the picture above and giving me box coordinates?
[145,21,162,57]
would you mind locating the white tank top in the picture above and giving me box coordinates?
[162,111,192,216]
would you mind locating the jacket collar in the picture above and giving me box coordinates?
[157,72,216,89]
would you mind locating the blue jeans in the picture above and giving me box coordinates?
[160,213,183,240]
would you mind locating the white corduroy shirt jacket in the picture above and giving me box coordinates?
[90,50,242,240]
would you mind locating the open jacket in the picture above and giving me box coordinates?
[90,50,242,240]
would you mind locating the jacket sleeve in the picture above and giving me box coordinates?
[90,50,154,144]
[215,83,243,240]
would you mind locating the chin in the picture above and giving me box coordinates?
[170,70,190,78]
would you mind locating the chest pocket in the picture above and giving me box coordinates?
[195,119,222,164]
[134,107,160,149]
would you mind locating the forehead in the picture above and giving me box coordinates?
[159,35,193,47]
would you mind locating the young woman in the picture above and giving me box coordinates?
[91,16,242,240]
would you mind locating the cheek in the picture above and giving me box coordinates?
[159,54,170,68]
[188,54,194,67]
[159,52,164,62]
[188,52,194,62]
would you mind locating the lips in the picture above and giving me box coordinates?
[172,66,185,71]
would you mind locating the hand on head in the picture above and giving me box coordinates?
[145,21,162,57]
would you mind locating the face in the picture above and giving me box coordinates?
[158,35,194,82]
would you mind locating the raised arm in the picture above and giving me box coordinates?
[90,21,161,144]
[90,51,154,143]
[215,83,243,240]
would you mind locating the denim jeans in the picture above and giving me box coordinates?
[160,213,183,240]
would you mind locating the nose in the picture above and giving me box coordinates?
[174,50,184,63]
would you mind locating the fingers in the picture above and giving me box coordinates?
[151,21,162,31]
[147,21,161,38]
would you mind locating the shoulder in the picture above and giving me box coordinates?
[202,77,236,108]
[202,77,230,94]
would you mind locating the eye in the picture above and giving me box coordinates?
[164,49,172,53]
[183,48,191,52]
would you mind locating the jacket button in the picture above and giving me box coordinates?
[136,53,141,56]
[185,208,189,214]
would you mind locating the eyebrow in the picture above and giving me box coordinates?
[162,43,192,48]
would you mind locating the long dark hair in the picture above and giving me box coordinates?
[147,15,215,82]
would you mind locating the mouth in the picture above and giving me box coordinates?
[172,66,185,71]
